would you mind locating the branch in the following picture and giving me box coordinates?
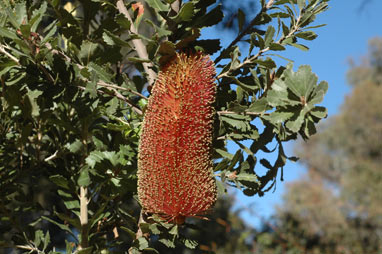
[128,211,149,254]
[79,186,89,250]
[116,0,156,86]
[0,44,20,64]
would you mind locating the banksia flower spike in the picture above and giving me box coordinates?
[138,52,217,224]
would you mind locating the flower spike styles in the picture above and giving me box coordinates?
[138,52,217,224]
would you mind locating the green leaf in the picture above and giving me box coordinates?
[30,1,48,32]
[137,237,149,250]
[262,111,295,125]
[102,31,131,48]
[182,238,198,249]
[77,167,91,187]
[26,89,42,117]
[297,0,306,10]
[221,114,251,131]
[86,151,104,168]
[238,8,245,31]
[310,106,327,119]
[43,231,50,251]
[290,43,309,51]
[194,39,221,54]
[77,247,93,254]
[247,98,268,113]
[0,27,19,40]
[295,31,318,40]
[284,64,317,99]
[145,0,169,12]
[64,200,80,210]
[264,25,275,48]
[254,57,276,68]
[193,5,223,28]
[79,41,98,64]
[67,139,83,153]
[269,42,286,51]
[42,216,76,239]
[173,2,194,22]
[285,112,305,132]
[115,14,131,29]
[236,172,259,183]
[49,175,70,190]
[159,238,176,248]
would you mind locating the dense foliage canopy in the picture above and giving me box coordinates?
[0,0,329,253]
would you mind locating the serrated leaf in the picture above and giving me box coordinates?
[79,41,98,64]
[247,98,268,113]
[145,0,169,12]
[262,111,295,124]
[193,5,223,28]
[77,167,91,187]
[159,238,176,248]
[194,39,221,54]
[86,151,104,168]
[182,238,198,249]
[64,200,80,210]
[0,27,19,40]
[284,64,317,99]
[42,216,76,239]
[236,172,259,183]
[67,139,83,153]
[49,175,70,189]
[310,106,327,119]
[285,112,305,132]
[173,2,194,22]
[77,247,93,254]
[137,237,149,250]
[116,14,131,29]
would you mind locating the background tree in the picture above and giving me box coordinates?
[256,37,382,254]
[0,0,329,253]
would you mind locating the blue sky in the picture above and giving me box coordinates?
[202,0,382,228]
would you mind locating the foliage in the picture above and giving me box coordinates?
[255,37,382,254]
[0,0,329,253]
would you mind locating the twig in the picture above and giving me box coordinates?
[78,86,143,115]
[128,211,148,254]
[214,0,275,64]
[97,80,147,100]
[44,150,58,162]
[217,7,303,80]
[116,0,156,86]
[0,44,20,64]
[217,110,264,116]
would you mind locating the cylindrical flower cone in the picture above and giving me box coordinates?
[138,52,217,224]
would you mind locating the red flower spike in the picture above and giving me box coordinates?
[138,52,217,224]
